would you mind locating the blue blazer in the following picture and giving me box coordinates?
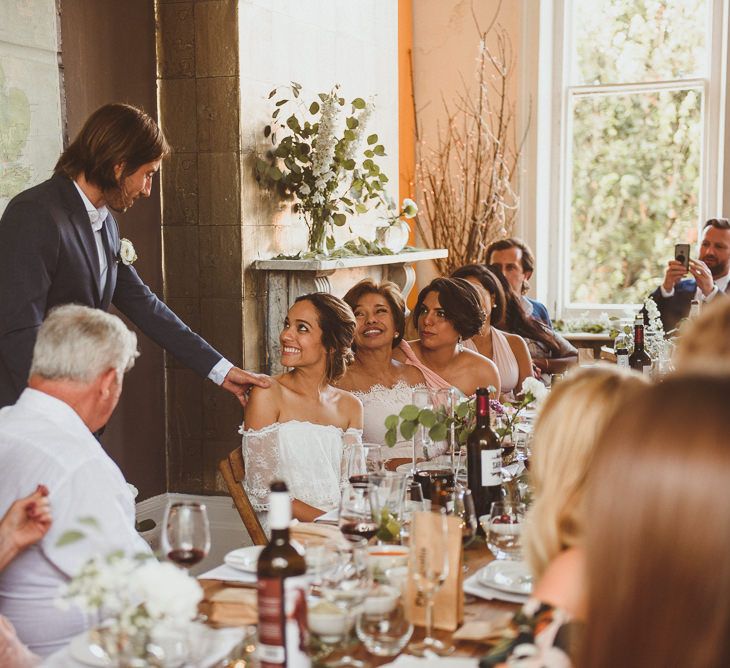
[0,174,222,407]
[649,279,698,333]
[526,297,552,328]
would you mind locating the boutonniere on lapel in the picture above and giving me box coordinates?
[118,238,138,266]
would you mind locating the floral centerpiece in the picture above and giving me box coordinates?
[255,82,393,255]
[57,521,203,665]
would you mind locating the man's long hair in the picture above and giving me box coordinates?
[55,103,169,189]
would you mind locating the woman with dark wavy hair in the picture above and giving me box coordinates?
[243,293,363,527]
[394,277,501,397]
[488,265,577,377]
[452,264,533,396]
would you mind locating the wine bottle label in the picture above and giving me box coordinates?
[258,575,311,668]
[616,355,629,369]
[642,364,652,376]
[481,450,501,486]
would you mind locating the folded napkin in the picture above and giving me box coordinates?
[198,563,257,585]
[290,520,348,548]
[463,570,529,605]
[313,508,339,524]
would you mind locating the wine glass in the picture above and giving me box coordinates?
[407,510,454,657]
[400,481,425,545]
[446,486,477,548]
[339,483,377,543]
[368,473,407,544]
[162,501,211,569]
[484,501,526,561]
[411,388,433,471]
[320,537,373,667]
[346,443,383,484]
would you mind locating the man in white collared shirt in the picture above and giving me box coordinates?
[0,305,150,657]
[650,218,730,332]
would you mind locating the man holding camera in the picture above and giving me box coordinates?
[650,218,730,332]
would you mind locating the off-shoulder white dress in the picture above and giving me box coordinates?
[242,421,362,530]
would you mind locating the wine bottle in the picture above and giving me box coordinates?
[628,315,652,376]
[689,299,701,319]
[466,387,502,523]
[614,331,629,369]
[257,481,308,668]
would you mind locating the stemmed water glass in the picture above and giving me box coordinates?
[339,483,377,543]
[411,388,433,472]
[484,501,526,561]
[162,501,211,569]
[321,537,373,667]
[407,510,454,657]
[346,442,383,485]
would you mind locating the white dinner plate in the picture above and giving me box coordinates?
[478,560,533,596]
[223,545,264,573]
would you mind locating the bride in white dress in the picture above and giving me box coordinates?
[336,280,426,458]
[242,293,363,526]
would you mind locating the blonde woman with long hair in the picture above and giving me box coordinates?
[483,366,647,667]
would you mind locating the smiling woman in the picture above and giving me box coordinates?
[242,293,364,531]
[336,279,427,450]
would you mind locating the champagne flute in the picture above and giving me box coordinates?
[407,510,454,657]
[162,501,211,569]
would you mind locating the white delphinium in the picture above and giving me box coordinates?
[311,91,339,180]
[342,100,374,163]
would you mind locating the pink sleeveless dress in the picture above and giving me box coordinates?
[463,328,520,394]
[397,340,452,390]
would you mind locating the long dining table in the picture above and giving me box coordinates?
[200,536,520,666]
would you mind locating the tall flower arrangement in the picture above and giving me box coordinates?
[255,82,392,255]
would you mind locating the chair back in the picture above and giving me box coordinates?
[218,448,267,545]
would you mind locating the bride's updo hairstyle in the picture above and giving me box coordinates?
[343,278,407,349]
[412,277,485,340]
[294,292,356,382]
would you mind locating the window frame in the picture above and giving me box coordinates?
[520,0,729,319]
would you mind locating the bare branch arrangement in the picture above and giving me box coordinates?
[414,18,528,275]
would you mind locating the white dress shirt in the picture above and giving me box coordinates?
[0,389,151,657]
[71,182,233,385]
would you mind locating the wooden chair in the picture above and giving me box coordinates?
[218,448,267,546]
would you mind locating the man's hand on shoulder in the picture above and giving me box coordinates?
[662,259,688,292]
[222,367,272,407]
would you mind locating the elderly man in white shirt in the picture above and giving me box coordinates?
[0,304,151,657]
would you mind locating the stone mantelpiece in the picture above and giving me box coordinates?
[253,248,448,374]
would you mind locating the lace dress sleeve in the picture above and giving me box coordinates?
[242,426,282,512]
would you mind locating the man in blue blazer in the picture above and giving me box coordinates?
[650,218,730,333]
[0,103,269,409]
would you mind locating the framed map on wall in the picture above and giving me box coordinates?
[0,0,63,215]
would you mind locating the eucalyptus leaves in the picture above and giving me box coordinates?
[383,396,475,449]
[255,82,391,254]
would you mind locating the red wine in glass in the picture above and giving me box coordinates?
[167,547,206,567]
[340,521,378,541]
[348,474,370,485]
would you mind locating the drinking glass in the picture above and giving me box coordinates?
[407,510,453,657]
[411,388,433,471]
[346,442,383,484]
[368,473,407,544]
[321,537,373,667]
[162,501,210,569]
[356,585,413,657]
[339,483,377,543]
[484,501,526,561]
[446,486,477,548]
[400,481,425,545]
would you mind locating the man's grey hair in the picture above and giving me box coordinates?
[29,305,139,383]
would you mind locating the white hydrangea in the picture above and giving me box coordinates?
[521,376,549,406]
[129,560,202,622]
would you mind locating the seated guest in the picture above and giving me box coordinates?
[451,264,533,397]
[0,486,51,667]
[490,264,577,377]
[243,293,363,526]
[394,278,501,397]
[581,374,730,668]
[650,218,730,333]
[0,305,150,657]
[487,237,552,327]
[673,297,730,371]
[337,279,426,448]
[482,367,646,667]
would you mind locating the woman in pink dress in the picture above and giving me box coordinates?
[451,264,533,398]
